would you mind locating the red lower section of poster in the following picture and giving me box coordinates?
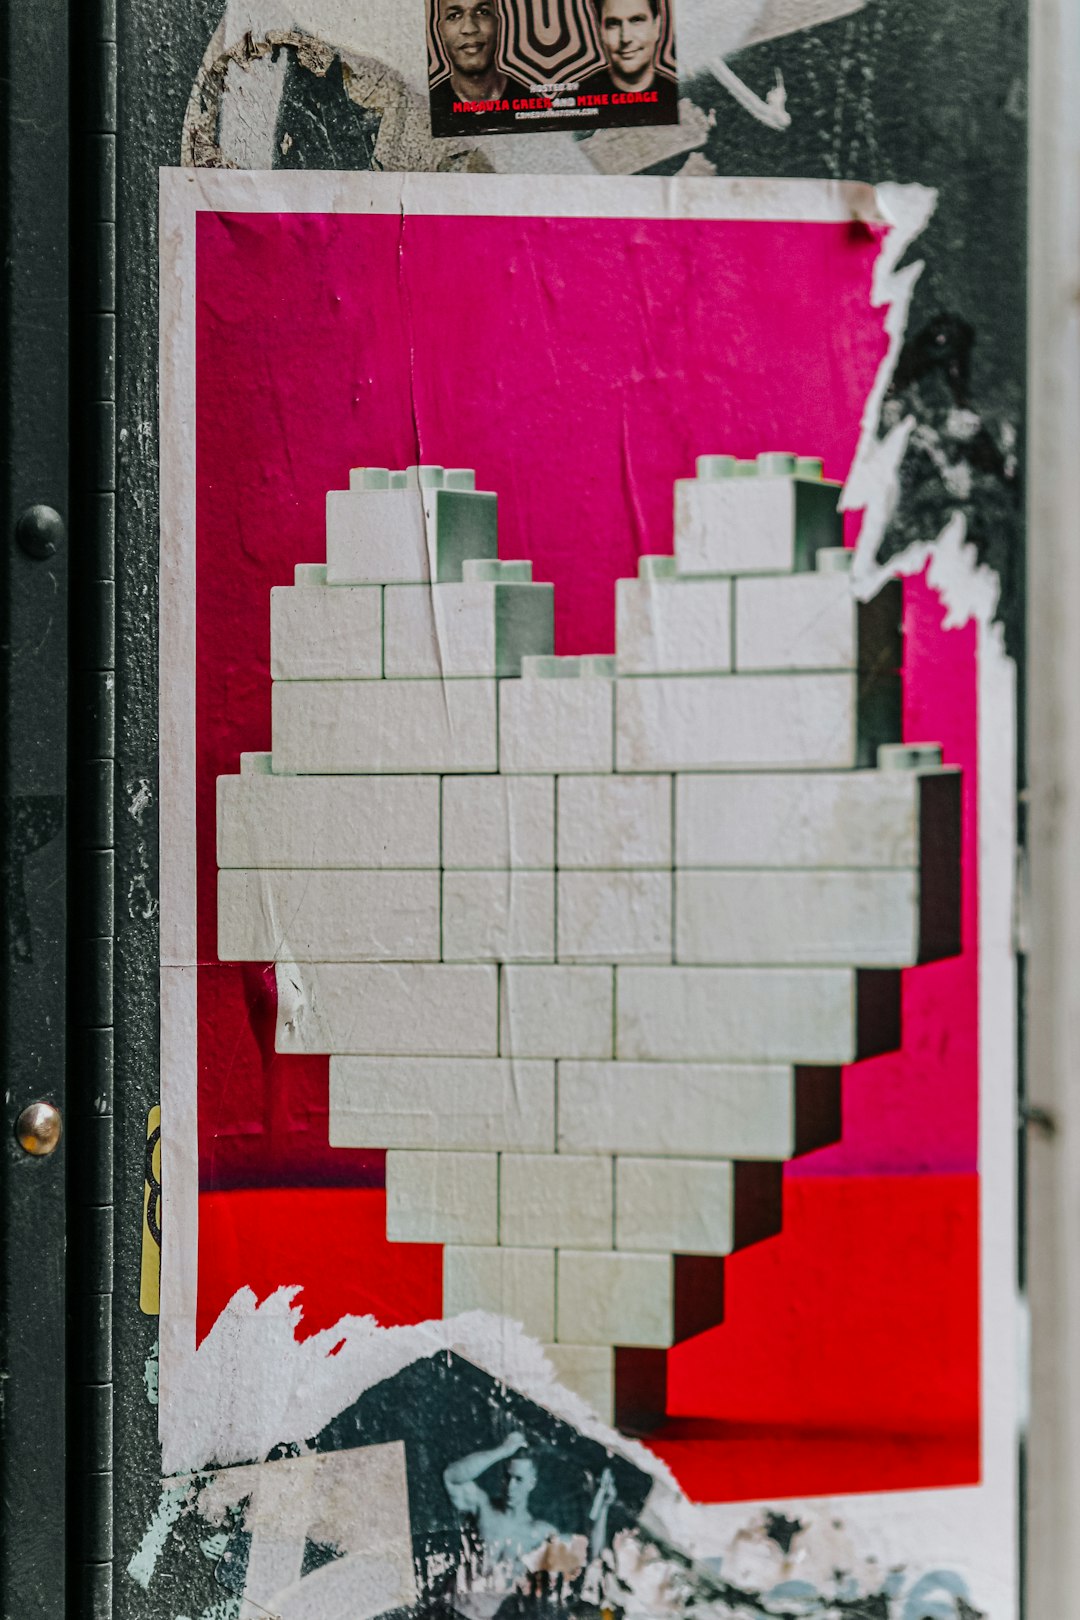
[197,1171,979,1502]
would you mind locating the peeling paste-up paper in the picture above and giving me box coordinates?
[197,1443,416,1619]
[159,170,1018,1618]
[186,0,870,171]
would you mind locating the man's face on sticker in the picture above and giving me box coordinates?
[505,1455,537,1512]
[439,0,500,77]
[597,0,661,80]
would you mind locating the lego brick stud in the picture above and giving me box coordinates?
[637,555,677,581]
[757,452,798,476]
[878,743,946,772]
[815,547,855,574]
[520,656,582,679]
[461,559,534,584]
[293,564,328,587]
[696,454,736,480]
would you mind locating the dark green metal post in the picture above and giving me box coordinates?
[0,0,71,1614]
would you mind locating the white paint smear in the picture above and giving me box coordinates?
[127,1479,193,1589]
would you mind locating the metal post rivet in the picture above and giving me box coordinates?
[15,504,66,560]
[14,1101,63,1157]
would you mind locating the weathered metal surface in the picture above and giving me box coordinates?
[0,0,70,1611]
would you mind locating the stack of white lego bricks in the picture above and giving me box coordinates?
[217,454,961,1427]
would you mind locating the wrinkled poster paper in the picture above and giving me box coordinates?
[153,169,1019,1620]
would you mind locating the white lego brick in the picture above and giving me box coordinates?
[384,583,489,677]
[383,582,553,679]
[499,967,614,1059]
[556,1251,673,1348]
[442,776,555,869]
[270,584,382,681]
[559,1062,807,1159]
[674,474,841,576]
[499,1154,614,1249]
[385,1151,497,1244]
[556,776,671,869]
[327,488,428,584]
[329,1057,555,1152]
[275,962,498,1056]
[543,1344,613,1422]
[735,573,902,672]
[615,1157,738,1254]
[615,578,731,675]
[616,966,893,1064]
[443,1246,555,1339]
[676,870,922,966]
[616,672,890,772]
[557,872,672,964]
[735,572,854,671]
[217,775,441,869]
[218,869,440,962]
[272,680,497,775]
[499,678,614,774]
[326,484,497,585]
[675,770,936,868]
[442,871,555,962]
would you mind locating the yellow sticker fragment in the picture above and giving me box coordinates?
[140,1105,161,1315]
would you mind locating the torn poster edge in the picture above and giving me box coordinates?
[843,180,1005,627]
[157,168,1018,1615]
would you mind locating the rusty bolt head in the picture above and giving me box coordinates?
[15,1101,63,1157]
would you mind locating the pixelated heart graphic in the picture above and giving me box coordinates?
[216,453,960,1428]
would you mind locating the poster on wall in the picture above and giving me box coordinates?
[153,168,1019,1620]
[426,0,680,137]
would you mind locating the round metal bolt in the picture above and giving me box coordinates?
[15,503,65,560]
[15,1101,63,1157]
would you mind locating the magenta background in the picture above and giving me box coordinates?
[194,209,978,1191]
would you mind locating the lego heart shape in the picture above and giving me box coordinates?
[216,454,961,1427]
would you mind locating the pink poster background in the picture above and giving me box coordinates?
[194,209,979,1500]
